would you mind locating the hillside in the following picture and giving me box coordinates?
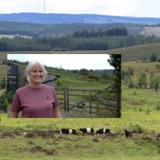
[104,42,160,61]
[0,21,143,38]
[1,13,160,24]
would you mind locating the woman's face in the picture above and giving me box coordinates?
[29,63,44,84]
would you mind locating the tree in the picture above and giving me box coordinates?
[79,68,89,76]
[127,77,135,88]
[150,75,159,92]
[108,54,121,118]
[108,54,121,83]
[150,53,157,62]
[137,72,147,88]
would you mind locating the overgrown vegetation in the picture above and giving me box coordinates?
[0,91,7,112]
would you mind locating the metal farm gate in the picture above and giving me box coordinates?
[55,86,120,118]
[7,62,23,93]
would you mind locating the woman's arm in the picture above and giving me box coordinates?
[53,107,61,118]
[10,111,19,118]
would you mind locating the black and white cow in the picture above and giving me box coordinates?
[60,128,76,135]
[79,128,94,134]
[124,130,132,138]
[96,128,111,134]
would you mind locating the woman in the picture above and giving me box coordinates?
[10,60,61,118]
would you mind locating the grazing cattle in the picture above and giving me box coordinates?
[124,130,132,138]
[96,128,111,134]
[79,128,94,134]
[60,128,76,135]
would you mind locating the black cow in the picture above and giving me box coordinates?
[124,130,132,138]
[60,128,76,135]
[79,128,94,134]
[96,128,110,134]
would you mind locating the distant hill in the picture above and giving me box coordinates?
[0,13,160,24]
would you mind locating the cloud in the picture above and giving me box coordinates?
[0,0,160,17]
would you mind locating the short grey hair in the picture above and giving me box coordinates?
[26,60,48,82]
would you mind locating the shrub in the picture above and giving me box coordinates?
[150,53,157,62]
[6,91,14,103]
[0,92,7,112]
[129,124,143,133]
[0,77,6,89]
[156,104,160,112]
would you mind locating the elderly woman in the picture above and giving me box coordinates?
[10,60,61,118]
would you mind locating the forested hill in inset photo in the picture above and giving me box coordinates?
[1,13,160,24]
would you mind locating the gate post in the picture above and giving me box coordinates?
[89,90,92,114]
[64,87,67,111]
[66,87,69,112]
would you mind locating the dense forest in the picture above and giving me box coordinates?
[1,26,160,51]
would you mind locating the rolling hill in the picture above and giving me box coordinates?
[104,42,160,61]
[0,13,160,24]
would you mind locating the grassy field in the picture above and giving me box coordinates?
[104,42,160,61]
[1,86,160,159]
[0,109,160,160]
[1,49,160,159]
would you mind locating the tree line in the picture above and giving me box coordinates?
[72,27,128,38]
[0,27,160,51]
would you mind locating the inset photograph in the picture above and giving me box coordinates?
[7,54,121,118]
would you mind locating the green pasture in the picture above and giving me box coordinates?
[59,77,107,89]
[1,84,160,160]
[122,61,159,73]
[0,112,160,160]
[1,50,160,159]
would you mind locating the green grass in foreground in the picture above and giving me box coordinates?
[1,103,160,160]
[1,86,160,160]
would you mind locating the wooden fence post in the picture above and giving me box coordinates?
[64,87,67,111]
[117,78,121,117]
[89,90,92,114]
[67,87,69,112]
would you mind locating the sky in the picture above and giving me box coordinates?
[0,0,160,18]
[7,54,113,70]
